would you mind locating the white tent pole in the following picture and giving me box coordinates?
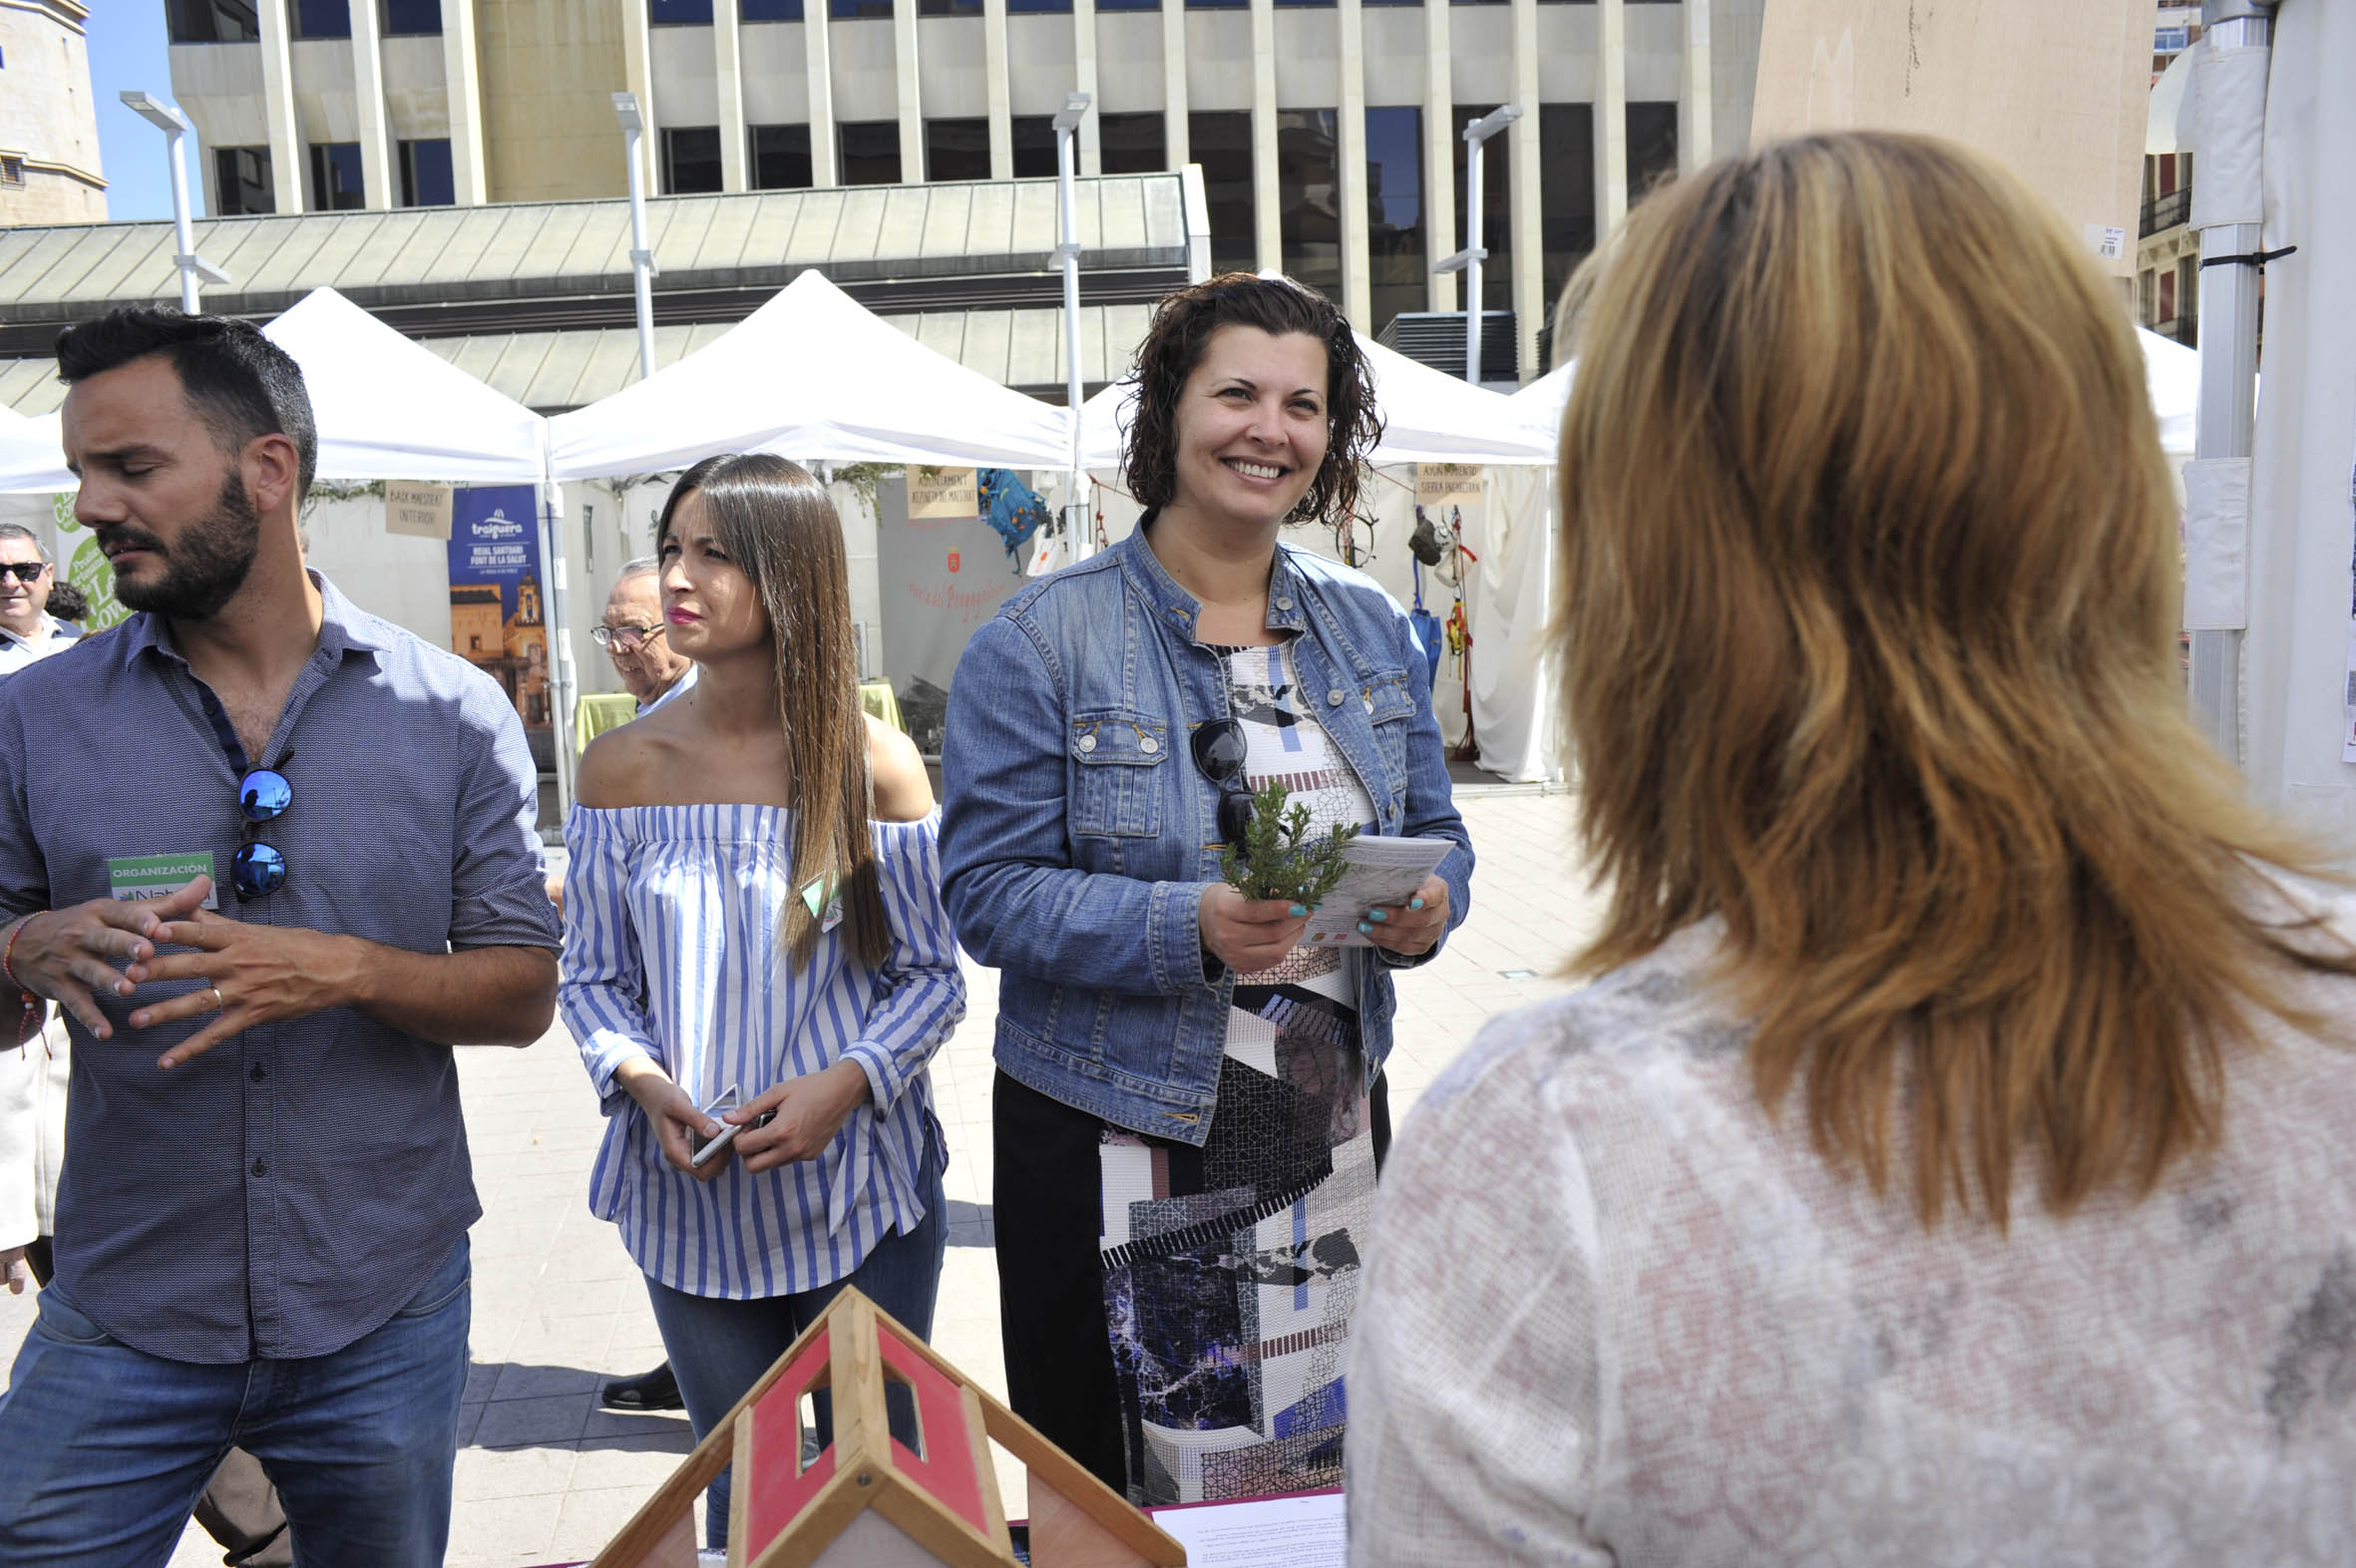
[1054,93,1093,561]
[2186,0,2275,762]
[538,429,578,819]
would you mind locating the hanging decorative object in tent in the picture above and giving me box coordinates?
[979,469,1050,564]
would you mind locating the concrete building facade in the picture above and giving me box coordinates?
[167,0,1766,381]
[0,1,106,226]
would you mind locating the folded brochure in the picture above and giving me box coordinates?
[1300,835,1453,948]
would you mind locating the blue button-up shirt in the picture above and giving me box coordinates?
[0,575,560,1364]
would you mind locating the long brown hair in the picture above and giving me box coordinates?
[1551,132,2356,1226]
[656,455,888,969]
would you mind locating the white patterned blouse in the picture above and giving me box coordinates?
[1350,912,2356,1567]
[560,804,964,1299]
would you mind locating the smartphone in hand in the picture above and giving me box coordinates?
[689,1085,774,1168]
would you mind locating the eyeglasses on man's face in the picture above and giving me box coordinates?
[591,621,665,654]
[0,562,48,585]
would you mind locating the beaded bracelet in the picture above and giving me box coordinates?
[3,915,42,1048]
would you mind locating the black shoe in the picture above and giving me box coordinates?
[601,1361,683,1412]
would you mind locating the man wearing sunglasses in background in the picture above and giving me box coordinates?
[0,308,562,1566]
[0,526,80,676]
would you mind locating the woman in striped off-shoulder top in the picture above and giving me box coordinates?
[559,454,965,1551]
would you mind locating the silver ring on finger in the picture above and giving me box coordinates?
[207,985,226,1011]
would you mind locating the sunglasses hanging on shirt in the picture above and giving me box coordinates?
[233,758,293,900]
[1191,718,1255,848]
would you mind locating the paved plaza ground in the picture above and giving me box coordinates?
[0,790,1601,1567]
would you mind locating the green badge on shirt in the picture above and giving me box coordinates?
[801,875,843,934]
[107,852,219,911]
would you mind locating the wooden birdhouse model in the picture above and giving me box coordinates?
[592,1288,1188,1568]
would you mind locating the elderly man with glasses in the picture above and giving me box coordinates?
[0,525,80,676]
[593,558,695,715]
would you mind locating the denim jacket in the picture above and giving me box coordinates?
[940,524,1474,1144]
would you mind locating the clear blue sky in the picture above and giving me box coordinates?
[85,5,204,221]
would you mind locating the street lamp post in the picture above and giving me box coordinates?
[120,92,229,314]
[613,93,658,384]
[1430,104,1522,387]
[1052,92,1093,560]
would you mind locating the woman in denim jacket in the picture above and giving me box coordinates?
[940,274,1473,1506]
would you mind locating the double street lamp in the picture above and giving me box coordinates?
[120,92,231,315]
[1430,104,1522,387]
[613,93,658,384]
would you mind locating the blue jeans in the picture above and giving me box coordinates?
[644,1149,946,1549]
[0,1234,472,1568]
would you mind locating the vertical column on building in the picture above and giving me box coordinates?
[1338,0,1371,328]
[1421,0,1454,311]
[1249,0,1280,271]
[443,0,490,202]
[350,0,396,208]
[717,0,749,191]
[1161,0,1188,172]
[623,0,659,193]
[985,0,1013,178]
[1679,0,1712,169]
[258,0,305,211]
[1508,0,1542,376]
[1073,0,1102,175]
[895,0,924,182]
[1596,0,1628,232]
[806,4,839,185]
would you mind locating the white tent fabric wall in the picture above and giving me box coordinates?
[1468,467,1564,784]
[2236,0,2356,837]
[547,270,1073,479]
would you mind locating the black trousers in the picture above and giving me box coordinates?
[990,1066,1389,1496]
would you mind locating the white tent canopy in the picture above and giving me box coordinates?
[268,286,547,484]
[1077,331,1558,472]
[548,269,1073,480]
[0,404,68,495]
[0,287,547,492]
[1500,330,2198,463]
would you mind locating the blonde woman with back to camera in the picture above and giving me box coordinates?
[1347,133,2356,1566]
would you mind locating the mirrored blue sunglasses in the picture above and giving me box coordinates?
[233,766,292,901]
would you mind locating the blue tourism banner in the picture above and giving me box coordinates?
[447,485,552,739]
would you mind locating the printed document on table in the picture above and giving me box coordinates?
[1301,835,1453,949]
[1150,1488,1346,1566]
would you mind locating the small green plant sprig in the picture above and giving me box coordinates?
[1220,779,1359,905]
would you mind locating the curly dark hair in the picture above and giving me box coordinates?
[1118,272,1381,528]
[44,580,90,623]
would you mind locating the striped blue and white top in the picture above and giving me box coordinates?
[560,804,964,1299]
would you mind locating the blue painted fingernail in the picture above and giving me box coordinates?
[1358,921,1374,935]
[1367,910,1389,923]
[1409,897,1425,911]
[1289,905,1308,918]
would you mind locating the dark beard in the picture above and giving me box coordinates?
[108,470,261,621]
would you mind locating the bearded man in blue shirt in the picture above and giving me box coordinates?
[0,308,561,1565]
